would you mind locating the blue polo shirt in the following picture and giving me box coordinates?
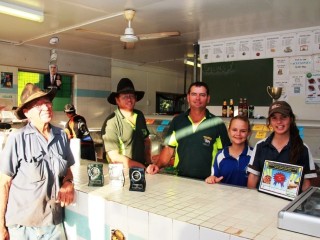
[212,145,253,187]
[165,109,230,180]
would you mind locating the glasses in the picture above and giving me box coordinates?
[119,94,136,100]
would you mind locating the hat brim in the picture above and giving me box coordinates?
[15,88,57,120]
[107,90,144,105]
[268,109,290,118]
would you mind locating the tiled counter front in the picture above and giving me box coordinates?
[65,161,317,240]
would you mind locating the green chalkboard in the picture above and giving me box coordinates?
[202,58,273,106]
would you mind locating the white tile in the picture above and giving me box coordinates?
[173,220,199,240]
[230,235,248,240]
[149,213,173,240]
[200,227,230,240]
[88,195,106,239]
[128,207,149,239]
[105,201,128,238]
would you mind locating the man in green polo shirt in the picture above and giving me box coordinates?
[147,81,230,180]
[102,78,151,168]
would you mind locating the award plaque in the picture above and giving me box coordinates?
[108,164,125,187]
[87,163,104,187]
[129,167,146,192]
[259,160,303,200]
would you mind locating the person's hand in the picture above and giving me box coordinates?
[56,181,75,207]
[0,225,9,240]
[56,79,62,87]
[146,164,160,174]
[205,176,223,184]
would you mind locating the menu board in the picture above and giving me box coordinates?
[259,160,303,200]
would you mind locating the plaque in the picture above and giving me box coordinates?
[129,167,146,192]
[108,164,125,187]
[87,163,104,187]
[259,160,303,200]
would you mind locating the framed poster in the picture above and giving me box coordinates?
[1,72,13,88]
[259,160,303,200]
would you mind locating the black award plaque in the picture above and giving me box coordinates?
[87,163,104,187]
[129,167,146,192]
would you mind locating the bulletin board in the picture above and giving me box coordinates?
[202,58,273,106]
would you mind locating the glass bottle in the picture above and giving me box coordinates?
[243,98,248,117]
[222,99,227,117]
[228,98,234,118]
[238,98,243,116]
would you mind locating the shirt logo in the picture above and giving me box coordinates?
[203,136,212,146]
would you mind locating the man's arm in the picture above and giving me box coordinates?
[56,168,75,207]
[144,137,152,165]
[107,150,146,169]
[146,146,174,174]
[0,173,11,240]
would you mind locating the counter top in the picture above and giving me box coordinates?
[70,161,317,240]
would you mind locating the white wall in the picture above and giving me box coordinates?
[111,60,187,115]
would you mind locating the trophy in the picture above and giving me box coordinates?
[267,86,282,101]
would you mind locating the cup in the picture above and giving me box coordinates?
[267,86,282,101]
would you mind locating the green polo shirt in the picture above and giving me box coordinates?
[165,109,230,180]
[102,108,149,165]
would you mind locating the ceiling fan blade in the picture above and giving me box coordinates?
[75,28,120,38]
[138,31,180,40]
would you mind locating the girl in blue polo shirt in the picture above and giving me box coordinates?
[205,115,252,187]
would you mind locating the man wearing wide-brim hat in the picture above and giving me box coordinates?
[101,78,151,168]
[0,83,75,239]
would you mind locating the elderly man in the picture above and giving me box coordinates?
[147,81,230,180]
[101,78,151,168]
[0,83,74,240]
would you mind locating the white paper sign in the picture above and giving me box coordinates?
[289,56,313,73]
[266,35,282,57]
[297,31,313,55]
[274,57,289,81]
[225,40,238,61]
[251,37,266,58]
[238,39,251,60]
[305,72,320,103]
[280,33,297,56]
[313,28,320,54]
[289,74,305,96]
[212,42,225,62]
[200,43,212,63]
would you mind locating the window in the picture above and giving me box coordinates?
[18,71,72,111]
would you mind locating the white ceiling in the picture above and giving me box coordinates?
[1,0,320,73]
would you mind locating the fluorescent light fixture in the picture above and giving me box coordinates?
[0,1,44,22]
[184,59,201,68]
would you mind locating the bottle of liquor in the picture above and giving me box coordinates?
[249,105,254,118]
[222,99,227,117]
[228,98,234,118]
[238,98,243,116]
[243,98,248,117]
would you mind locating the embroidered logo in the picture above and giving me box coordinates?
[203,136,212,146]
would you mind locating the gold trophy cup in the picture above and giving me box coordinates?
[267,86,282,101]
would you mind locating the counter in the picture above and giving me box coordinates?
[64,161,317,240]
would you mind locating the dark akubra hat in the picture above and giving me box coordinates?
[107,78,144,105]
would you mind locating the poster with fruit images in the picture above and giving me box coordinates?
[259,160,303,200]
[305,72,320,103]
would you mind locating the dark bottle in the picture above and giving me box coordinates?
[228,98,234,118]
[222,99,227,117]
[238,98,243,116]
[249,105,254,118]
[243,98,248,117]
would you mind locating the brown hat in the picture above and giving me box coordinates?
[268,101,293,118]
[15,83,56,120]
[64,104,76,113]
[107,78,144,105]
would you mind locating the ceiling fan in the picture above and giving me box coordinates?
[76,9,180,49]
